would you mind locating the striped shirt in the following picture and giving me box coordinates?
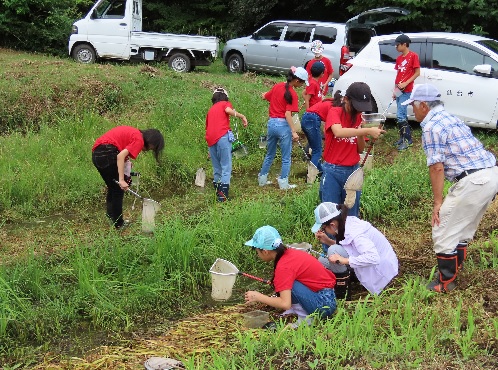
[421,105,496,182]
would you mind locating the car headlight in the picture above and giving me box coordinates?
[71,25,78,35]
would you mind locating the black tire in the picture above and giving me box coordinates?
[168,53,191,73]
[72,44,96,64]
[227,53,244,73]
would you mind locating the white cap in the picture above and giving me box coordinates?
[293,67,309,86]
[402,84,441,105]
[311,202,341,233]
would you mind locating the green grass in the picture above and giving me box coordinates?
[1,49,498,368]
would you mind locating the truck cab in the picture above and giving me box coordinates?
[69,0,219,72]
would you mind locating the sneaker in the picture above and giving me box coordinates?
[115,219,130,230]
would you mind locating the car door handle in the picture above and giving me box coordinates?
[427,75,442,80]
[299,46,306,50]
[271,44,278,47]
[370,65,383,71]
[120,23,127,26]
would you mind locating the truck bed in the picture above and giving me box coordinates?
[130,32,219,55]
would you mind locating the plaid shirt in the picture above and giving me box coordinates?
[421,105,496,182]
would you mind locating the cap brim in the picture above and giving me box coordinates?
[351,100,372,112]
[401,99,413,106]
[244,240,255,247]
[311,223,322,233]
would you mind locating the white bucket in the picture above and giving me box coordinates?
[142,199,161,233]
[209,258,239,301]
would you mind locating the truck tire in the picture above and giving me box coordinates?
[72,44,96,64]
[227,53,244,73]
[168,53,191,73]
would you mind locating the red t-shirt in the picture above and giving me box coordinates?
[92,126,144,159]
[306,57,334,94]
[323,107,362,166]
[273,248,336,293]
[205,101,233,147]
[264,82,299,118]
[394,51,420,93]
[307,99,334,121]
[305,78,323,108]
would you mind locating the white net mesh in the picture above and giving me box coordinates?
[142,199,161,233]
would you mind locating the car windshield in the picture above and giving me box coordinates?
[476,39,498,55]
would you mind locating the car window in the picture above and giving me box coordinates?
[256,23,286,41]
[483,55,498,78]
[284,24,313,42]
[379,42,423,63]
[313,26,337,44]
[431,43,486,74]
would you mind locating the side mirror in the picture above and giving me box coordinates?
[252,32,259,40]
[473,64,492,76]
[90,9,98,19]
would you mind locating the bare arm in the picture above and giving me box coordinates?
[429,162,445,226]
[225,107,248,127]
[398,68,421,90]
[331,124,385,139]
[302,89,311,110]
[245,289,292,310]
[116,149,130,190]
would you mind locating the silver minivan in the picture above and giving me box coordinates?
[222,7,410,79]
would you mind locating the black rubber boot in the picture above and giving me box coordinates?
[334,269,351,300]
[427,253,458,293]
[216,183,229,202]
[456,242,468,271]
[397,121,412,151]
[393,120,404,147]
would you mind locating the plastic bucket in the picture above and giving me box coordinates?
[242,310,270,328]
[361,113,386,128]
[209,258,239,301]
[142,199,161,233]
[258,135,267,149]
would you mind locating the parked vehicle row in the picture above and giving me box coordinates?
[334,32,498,129]
[222,7,410,79]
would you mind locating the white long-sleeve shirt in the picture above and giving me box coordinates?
[342,217,399,294]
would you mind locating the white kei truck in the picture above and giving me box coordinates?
[68,0,219,72]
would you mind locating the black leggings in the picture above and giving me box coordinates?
[92,145,124,228]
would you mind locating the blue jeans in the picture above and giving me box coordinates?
[301,112,323,172]
[320,161,361,217]
[209,133,232,184]
[396,92,411,122]
[291,281,336,318]
[259,118,292,179]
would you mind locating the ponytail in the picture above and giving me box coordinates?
[331,204,349,243]
[284,70,294,104]
[271,243,288,285]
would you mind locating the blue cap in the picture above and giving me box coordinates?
[245,225,282,250]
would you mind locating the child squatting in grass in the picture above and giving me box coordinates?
[244,225,337,327]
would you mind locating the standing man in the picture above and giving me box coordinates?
[402,84,498,293]
[393,34,420,151]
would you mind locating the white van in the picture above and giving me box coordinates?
[222,7,409,78]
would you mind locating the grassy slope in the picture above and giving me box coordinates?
[0,49,497,369]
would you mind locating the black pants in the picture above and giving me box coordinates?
[92,144,124,228]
